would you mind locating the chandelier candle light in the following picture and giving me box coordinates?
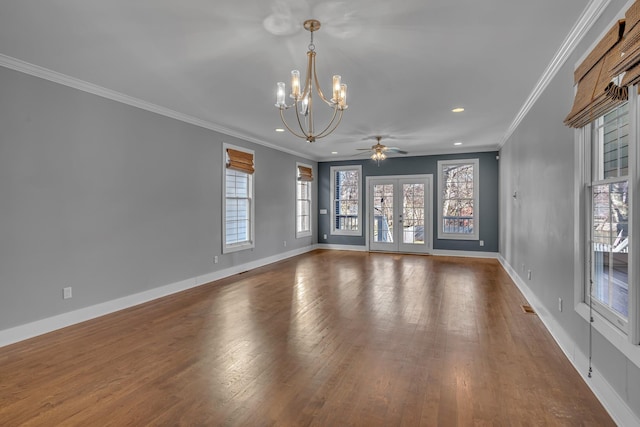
[275,19,348,143]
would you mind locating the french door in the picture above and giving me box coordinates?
[367,175,432,253]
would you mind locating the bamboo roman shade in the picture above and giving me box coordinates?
[611,0,640,77]
[297,165,313,181]
[566,0,640,128]
[564,20,625,128]
[617,1,640,88]
[226,148,254,174]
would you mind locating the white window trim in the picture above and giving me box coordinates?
[330,165,362,236]
[295,162,313,239]
[437,158,480,240]
[222,143,255,254]
[573,91,640,368]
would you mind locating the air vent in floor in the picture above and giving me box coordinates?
[521,304,536,314]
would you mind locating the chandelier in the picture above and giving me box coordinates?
[275,19,348,143]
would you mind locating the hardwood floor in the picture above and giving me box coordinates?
[0,250,614,426]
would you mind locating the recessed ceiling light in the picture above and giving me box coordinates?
[275,128,285,132]
[452,107,465,113]
[454,142,463,146]
[331,151,338,154]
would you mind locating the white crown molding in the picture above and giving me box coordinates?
[0,54,315,162]
[500,0,611,148]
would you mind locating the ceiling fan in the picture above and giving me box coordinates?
[356,136,408,165]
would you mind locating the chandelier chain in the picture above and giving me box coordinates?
[309,30,315,51]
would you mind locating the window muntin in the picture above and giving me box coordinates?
[588,103,630,328]
[437,159,479,240]
[223,145,254,253]
[296,163,312,238]
[331,165,362,235]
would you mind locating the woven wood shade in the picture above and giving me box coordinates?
[226,148,254,174]
[611,2,640,76]
[623,61,640,87]
[574,20,625,83]
[297,165,313,181]
[565,21,625,128]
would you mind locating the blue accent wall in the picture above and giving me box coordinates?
[318,151,499,252]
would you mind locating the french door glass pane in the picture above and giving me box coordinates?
[403,183,425,244]
[373,184,394,243]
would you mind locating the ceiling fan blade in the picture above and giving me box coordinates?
[356,148,373,151]
[362,134,393,141]
[386,147,408,154]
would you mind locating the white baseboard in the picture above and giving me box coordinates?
[315,243,368,251]
[0,245,317,348]
[432,249,499,259]
[498,255,640,427]
[316,244,499,260]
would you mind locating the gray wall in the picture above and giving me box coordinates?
[499,0,640,419]
[318,151,499,252]
[0,65,316,330]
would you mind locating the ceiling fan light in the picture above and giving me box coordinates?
[371,151,386,161]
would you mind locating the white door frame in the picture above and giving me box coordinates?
[365,174,433,254]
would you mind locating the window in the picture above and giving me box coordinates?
[223,145,255,253]
[587,102,630,330]
[567,0,639,368]
[437,159,479,240]
[296,163,313,238]
[330,165,362,235]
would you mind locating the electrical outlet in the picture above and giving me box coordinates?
[323,234,327,240]
[479,240,484,247]
[527,270,532,280]
[558,298,563,312]
[283,241,287,247]
[63,287,72,300]
[214,256,218,264]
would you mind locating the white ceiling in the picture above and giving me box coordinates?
[0,0,591,161]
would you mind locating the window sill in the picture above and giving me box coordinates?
[223,242,254,254]
[331,230,361,237]
[575,302,640,369]
[437,233,479,241]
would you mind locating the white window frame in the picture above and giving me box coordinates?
[222,143,255,254]
[437,158,480,240]
[588,103,630,331]
[573,92,640,368]
[330,165,362,236]
[295,162,313,239]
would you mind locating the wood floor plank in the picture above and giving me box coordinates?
[0,250,615,426]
